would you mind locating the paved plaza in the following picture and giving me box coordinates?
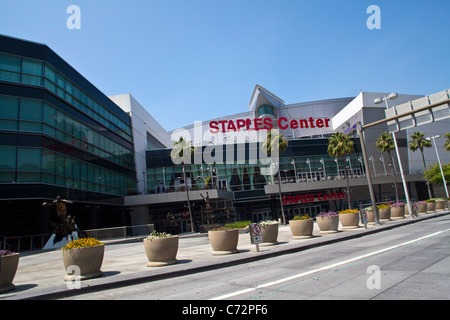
[1,211,449,300]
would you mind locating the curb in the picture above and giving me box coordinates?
[20,211,450,300]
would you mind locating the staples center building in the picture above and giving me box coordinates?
[125,85,450,233]
[1,35,449,237]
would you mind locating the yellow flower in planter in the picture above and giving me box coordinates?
[339,209,359,214]
[61,237,103,250]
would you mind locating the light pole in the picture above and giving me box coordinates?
[306,159,312,182]
[356,122,380,225]
[369,156,376,176]
[346,156,353,178]
[291,159,298,183]
[375,93,414,218]
[380,156,387,176]
[320,158,326,179]
[335,157,340,179]
[427,135,449,198]
[358,156,365,176]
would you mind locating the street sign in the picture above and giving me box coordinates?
[250,223,262,245]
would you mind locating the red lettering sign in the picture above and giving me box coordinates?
[208,117,331,133]
[282,192,346,205]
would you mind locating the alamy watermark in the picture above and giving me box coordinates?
[366,265,381,290]
[66,265,81,290]
[367,5,381,30]
[66,5,81,30]
[170,122,282,175]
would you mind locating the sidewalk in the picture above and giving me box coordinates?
[1,211,449,300]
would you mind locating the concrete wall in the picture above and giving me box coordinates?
[110,94,171,195]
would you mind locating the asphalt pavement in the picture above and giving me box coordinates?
[1,210,449,300]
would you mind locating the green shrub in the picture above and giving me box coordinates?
[146,231,174,239]
[224,221,251,229]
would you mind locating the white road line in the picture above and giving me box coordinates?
[209,229,449,300]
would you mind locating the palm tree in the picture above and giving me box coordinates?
[408,131,433,199]
[327,132,354,209]
[170,137,195,233]
[262,130,289,225]
[376,132,399,202]
[444,133,450,152]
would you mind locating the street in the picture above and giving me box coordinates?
[62,214,450,301]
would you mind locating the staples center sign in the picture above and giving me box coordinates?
[282,192,346,205]
[209,117,331,133]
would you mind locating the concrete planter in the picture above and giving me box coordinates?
[143,236,179,267]
[379,207,391,221]
[366,209,375,224]
[0,253,19,294]
[261,224,279,246]
[417,202,427,214]
[317,215,339,233]
[62,245,104,281]
[426,202,436,213]
[208,228,239,255]
[390,205,405,220]
[289,219,314,239]
[435,200,445,211]
[339,212,360,229]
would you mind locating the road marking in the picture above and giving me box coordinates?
[209,229,449,300]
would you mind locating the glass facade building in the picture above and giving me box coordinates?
[144,138,364,232]
[0,35,136,236]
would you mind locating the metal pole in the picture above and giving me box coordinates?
[430,136,449,198]
[383,99,415,218]
[357,122,380,225]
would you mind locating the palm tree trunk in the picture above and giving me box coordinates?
[344,162,351,209]
[183,163,194,233]
[420,150,433,199]
[277,170,286,225]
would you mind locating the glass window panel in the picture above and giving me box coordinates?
[0,70,20,82]
[0,146,16,170]
[0,54,21,72]
[0,171,15,182]
[43,103,57,126]
[66,115,74,135]
[42,172,55,184]
[65,157,73,178]
[88,164,95,182]
[57,87,65,99]
[44,79,56,92]
[42,150,55,173]
[17,148,41,171]
[22,74,42,86]
[55,154,64,176]
[19,121,42,132]
[17,172,40,182]
[22,59,43,76]
[73,160,81,179]
[80,162,87,179]
[0,119,17,130]
[44,65,57,82]
[20,99,42,121]
[56,129,65,141]
[55,175,64,186]
[43,124,56,137]
[0,95,19,119]
[56,111,65,130]
[65,81,73,96]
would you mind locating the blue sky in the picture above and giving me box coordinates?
[1,0,449,131]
